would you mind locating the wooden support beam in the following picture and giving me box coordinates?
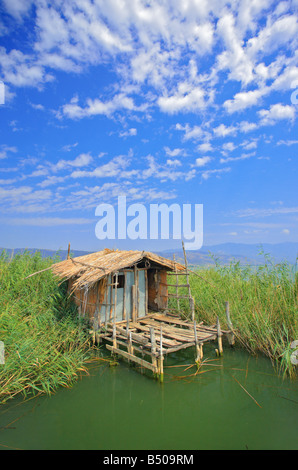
[162,283,191,288]
[158,327,164,382]
[113,324,117,349]
[225,301,235,346]
[173,254,180,312]
[193,320,201,364]
[150,327,158,373]
[168,293,193,299]
[109,274,114,321]
[115,325,149,345]
[182,240,195,321]
[131,285,136,322]
[216,316,223,356]
[113,272,118,325]
[128,331,134,356]
[106,345,157,372]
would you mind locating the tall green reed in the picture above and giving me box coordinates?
[0,250,92,403]
[168,252,298,378]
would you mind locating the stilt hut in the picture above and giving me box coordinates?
[52,248,187,327]
[50,247,234,380]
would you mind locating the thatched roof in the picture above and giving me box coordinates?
[52,248,186,290]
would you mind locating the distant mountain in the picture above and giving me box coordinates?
[158,242,298,266]
[1,242,297,266]
[0,247,92,261]
[204,242,298,264]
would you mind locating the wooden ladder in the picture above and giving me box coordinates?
[167,241,195,320]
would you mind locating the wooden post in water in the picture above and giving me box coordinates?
[150,327,158,376]
[113,324,117,349]
[158,327,164,383]
[216,316,223,356]
[193,320,203,365]
[128,331,134,356]
[225,301,235,346]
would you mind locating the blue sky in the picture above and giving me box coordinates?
[0,0,297,252]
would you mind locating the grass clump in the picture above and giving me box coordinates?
[0,250,92,403]
[169,251,298,378]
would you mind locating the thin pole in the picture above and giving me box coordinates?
[159,327,164,382]
[150,327,157,375]
[182,241,194,320]
[173,254,180,311]
[225,301,235,346]
[216,316,223,356]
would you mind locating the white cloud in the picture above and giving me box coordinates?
[119,128,137,137]
[71,154,130,179]
[54,153,93,171]
[201,167,231,180]
[213,124,237,137]
[158,85,207,114]
[277,139,298,146]
[223,87,269,113]
[238,121,258,133]
[0,145,17,160]
[258,103,295,125]
[38,176,67,188]
[175,123,211,142]
[2,0,33,19]
[195,156,212,167]
[197,142,213,153]
[247,14,298,57]
[164,147,186,157]
[220,152,255,164]
[61,142,78,152]
[2,217,94,227]
[166,159,181,167]
[234,206,298,218]
[222,142,236,152]
[60,93,137,119]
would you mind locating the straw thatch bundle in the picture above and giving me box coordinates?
[51,249,185,291]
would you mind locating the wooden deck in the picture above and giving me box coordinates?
[98,311,234,381]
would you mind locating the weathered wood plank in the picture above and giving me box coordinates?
[106,344,157,372]
[164,341,196,355]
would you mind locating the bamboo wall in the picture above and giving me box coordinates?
[68,267,169,322]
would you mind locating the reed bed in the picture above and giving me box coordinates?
[0,250,93,403]
[169,252,298,379]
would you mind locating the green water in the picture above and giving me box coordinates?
[0,346,297,450]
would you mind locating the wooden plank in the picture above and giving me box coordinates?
[143,319,216,342]
[167,272,187,276]
[138,317,194,336]
[161,283,191,288]
[129,323,181,347]
[164,341,196,355]
[138,319,197,343]
[168,293,192,299]
[104,336,158,357]
[151,313,203,328]
[108,325,149,345]
[106,344,157,372]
